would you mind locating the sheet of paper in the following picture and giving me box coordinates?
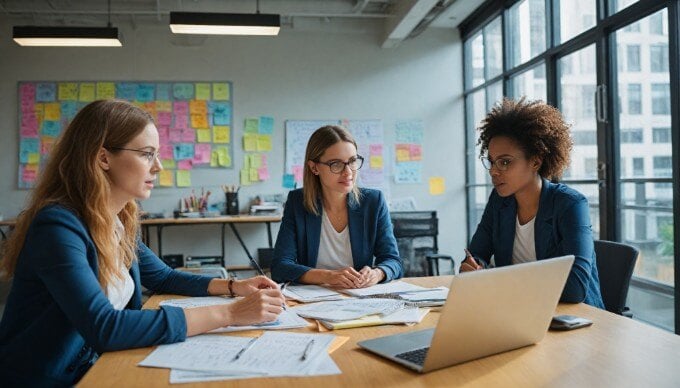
[283,285,344,303]
[340,280,428,297]
[292,298,404,322]
[400,287,450,302]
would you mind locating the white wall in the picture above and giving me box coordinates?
[0,19,466,268]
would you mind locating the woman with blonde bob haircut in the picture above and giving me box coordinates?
[272,125,403,288]
[0,100,284,386]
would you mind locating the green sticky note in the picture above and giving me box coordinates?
[240,168,250,185]
[195,83,211,100]
[243,133,257,151]
[249,168,259,182]
[213,83,230,100]
[176,170,191,187]
[244,118,259,133]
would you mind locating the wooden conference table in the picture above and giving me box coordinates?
[79,276,680,387]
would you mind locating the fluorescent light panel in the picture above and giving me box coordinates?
[170,12,280,36]
[13,26,122,47]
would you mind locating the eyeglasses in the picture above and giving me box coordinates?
[107,147,160,164]
[315,155,364,174]
[480,156,517,171]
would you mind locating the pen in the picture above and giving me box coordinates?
[463,248,482,269]
[279,282,290,311]
[232,337,257,361]
[300,339,315,361]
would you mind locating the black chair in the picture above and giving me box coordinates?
[594,240,638,317]
[390,211,453,276]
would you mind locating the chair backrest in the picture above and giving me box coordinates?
[594,240,639,315]
[390,211,439,276]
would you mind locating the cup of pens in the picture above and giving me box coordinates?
[223,185,239,215]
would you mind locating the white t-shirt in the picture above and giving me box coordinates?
[316,211,354,270]
[106,217,135,310]
[512,216,537,264]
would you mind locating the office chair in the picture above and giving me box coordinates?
[390,211,453,276]
[594,240,639,317]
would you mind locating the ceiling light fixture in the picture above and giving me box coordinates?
[170,0,280,36]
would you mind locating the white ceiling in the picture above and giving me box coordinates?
[0,0,485,47]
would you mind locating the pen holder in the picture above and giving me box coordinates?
[226,192,239,215]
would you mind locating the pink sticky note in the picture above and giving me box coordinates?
[169,128,182,142]
[22,166,38,182]
[173,114,188,129]
[261,154,268,166]
[292,165,303,182]
[157,126,169,142]
[370,144,383,156]
[258,167,270,180]
[20,116,39,137]
[409,144,422,161]
[160,144,174,160]
[173,101,189,115]
[40,138,55,155]
[181,129,196,142]
[177,160,193,170]
[157,112,172,126]
[193,144,211,164]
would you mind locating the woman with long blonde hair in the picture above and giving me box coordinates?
[271,125,403,288]
[0,100,284,386]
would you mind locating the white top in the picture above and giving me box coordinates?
[106,217,135,310]
[512,216,537,264]
[316,211,354,270]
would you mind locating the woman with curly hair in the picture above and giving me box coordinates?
[461,98,604,308]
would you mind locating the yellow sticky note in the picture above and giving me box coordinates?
[256,134,272,152]
[156,101,172,112]
[27,153,40,164]
[96,82,115,99]
[370,155,383,169]
[243,133,257,151]
[429,177,445,195]
[396,144,411,162]
[44,103,61,121]
[210,151,219,167]
[159,170,174,187]
[191,114,208,128]
[240,168,251,185]
[249,168,259,182]
[213,126,230,143]
[176,170,191,187]
[58,83,78,100]
[213,83,230,100]
[216,147,231,167]
[161,159,176,169]
[197,128,211,143]
[242,154,250,170]
[79,83,96,102]
[250,154,262,168]
[195,83,211,100]
[189,100,208,115]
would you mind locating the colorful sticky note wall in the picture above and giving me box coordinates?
[240,116,275,185]
[394,120,424,184]
[17,81,233,188]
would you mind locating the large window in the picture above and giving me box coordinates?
[463,1,678,333]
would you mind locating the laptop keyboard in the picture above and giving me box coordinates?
[395,347,430,366]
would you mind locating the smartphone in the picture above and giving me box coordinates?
[549,315,593,331]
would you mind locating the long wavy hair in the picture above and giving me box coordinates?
[303,125,361,215]
[1,99,154,291]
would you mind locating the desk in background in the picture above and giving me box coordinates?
[78,276,680,387]
[141,215,282,268]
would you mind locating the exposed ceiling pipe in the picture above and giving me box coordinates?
[407,0,456,39]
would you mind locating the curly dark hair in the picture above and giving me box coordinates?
[477,98,573,180]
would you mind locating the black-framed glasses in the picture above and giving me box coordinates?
[480,156,517,171]
[107,147,159,164]
[315,155,364,174]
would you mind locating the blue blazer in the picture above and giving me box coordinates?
[469,179,604,308]
[271,188,403,283]
[0,205,213,387]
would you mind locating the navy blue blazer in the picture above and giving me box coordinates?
[271,188,403,283]
[469,179,604,308]
[0,205,213,386]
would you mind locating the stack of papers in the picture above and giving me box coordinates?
[160,296,310,332]
[399,287,450,307]
[340,280,429,297]
[139,332,341,383]
[318,307,430,330]
[283,284,344,303]
[292,298,404,322]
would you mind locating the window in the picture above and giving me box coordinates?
[650,44,669,73]
[652,84,670,115]
[627,84,642,115]
[484,18,503,80]
[508,0,546,67]
[627,45,641,72]
[653,127,671,144]
[511,64,547,101]
[649,11,665,35]
[621,128,643,143]
[632,158,644,176]
[623,21,641,32]
[584,158,598,178]
[653,156,672,177]
[558,0,596,43]
[573,131,597,146]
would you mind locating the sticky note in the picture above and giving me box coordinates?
[173,113,188,129]
[410,144,422,161]
[194,144,212,164]
[156,100,172,112]
[396,144,411,162]
[244,118,259,133]
[240,169,251,185]
[370,144,383,156]
[189,100,208,115]
[156,83,171,101]
[250,168,259,182]
[173,143,194,160]
[177,160,193,170]
[429,177,445,195]
[243,134,257,151]
[116,83,136,100]
[190,114,208,128]
[96,82,115,100]
[370,156,383,169]
[136,83,155,102]
[197,128,212,143]
[27,153,40,164]
[210,151,219,167]
[256,135,272,152]
[213,83,230,100]
[173,83,194,100]
[20,83,36,104]
[22,164,39,183]
[159,170,174,187]
[195,83,211,100]
[157,111,172,126]
[216,147,231,167]
[176,170,191,187]
[259,116,274,134]
[250,154,262,168]
[181,129,196,142]
[292,165,304,183]
[44,103,61,121]
[20,114,39,137]
[58,83,78,101]
[213,125,230,143]
[169,128,182,142]
[20,138,40,163]
[258,167,270,180]
[212,103,231,125]
[79,83,96,102]
[36,83,56,102]
[61,101,78,120]
[40,137,55,155]
[42,121,61,137]
[161,159,176,169]
[283,174,296,188]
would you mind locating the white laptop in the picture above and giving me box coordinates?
[358,255,574,373]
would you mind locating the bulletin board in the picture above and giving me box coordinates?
[284,119,386,190]
[17,81,233,189]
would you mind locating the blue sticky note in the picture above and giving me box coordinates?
[156,83,171,101]
[259,116,274,134]
[173,83,194,100]
[42,121,61,137]
[60,101,78,120]
[212,103,231,125]
[136,83,155,102]
[20,138,40,163]
[394,161,422,184]
[173,143,195,160]
[283,174,296,189]
[116,83,137,100]
[36,83,56,102]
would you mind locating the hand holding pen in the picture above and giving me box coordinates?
[459,248,483,273]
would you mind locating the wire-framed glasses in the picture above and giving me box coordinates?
[107,147,160,164]
[315,155,364,174]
